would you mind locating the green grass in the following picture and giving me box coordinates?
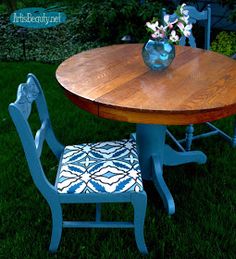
[0,61,235,259]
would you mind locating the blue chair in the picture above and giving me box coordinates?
[163,4,236,151]
[8,73,148,254]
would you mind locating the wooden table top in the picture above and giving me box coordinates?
[56,44,236,125]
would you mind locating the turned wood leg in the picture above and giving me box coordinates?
[185,124,194,151]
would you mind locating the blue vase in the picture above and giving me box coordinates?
[142,38,175,71]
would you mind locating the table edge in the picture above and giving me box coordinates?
[63,88,236,125]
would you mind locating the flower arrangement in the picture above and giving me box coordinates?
[146,3,192,44]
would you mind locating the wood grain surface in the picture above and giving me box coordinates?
[56,44,236,125]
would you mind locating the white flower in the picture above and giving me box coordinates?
[158,24,167,31]
[146,3,194,42]
[146,20,167,39]
[146,21,159,32]
[177,22,192,37]
[152,29,165,39]
[169,30,179,42]
[181,15,189,24]
[164,14,170,24]
[164,14,178,29]
[151,33,158,39]
[180,3,189,16]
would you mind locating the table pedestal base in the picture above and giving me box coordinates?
[136,124,207,215]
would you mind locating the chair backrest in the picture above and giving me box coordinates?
[9,73,64,197]
[163,4,211,50]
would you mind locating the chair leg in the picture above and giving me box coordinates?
[49,202,63,253]
[232,117,236,147]
[131,193,148,255]
[185,124,194,151]
[96,203,102,221]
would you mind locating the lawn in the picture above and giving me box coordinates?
[0,61,235,258]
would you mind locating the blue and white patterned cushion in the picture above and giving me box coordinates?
[57,139,143,194]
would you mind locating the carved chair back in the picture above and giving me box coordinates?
[163,4,211,50]
[8,73,64,198]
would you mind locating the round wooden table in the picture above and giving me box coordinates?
[56,44,236,215]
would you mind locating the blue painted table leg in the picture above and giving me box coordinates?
[136,124,175,215]
[152,155,175,215]
[136,124,166,180]
[136,124,207,215]
[163,144,207,166]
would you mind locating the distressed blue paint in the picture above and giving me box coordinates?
[8,74,148,255]
[185,124,194,152]
[136,124,207,215]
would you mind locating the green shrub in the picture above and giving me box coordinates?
[0,0,167,63]
[211,31,236,57]
[71,0,164,43]
[0,13,102,63]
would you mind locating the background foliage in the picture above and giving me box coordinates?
[1,0,236,63]
[0,0,167,63]
[211,31,236,56]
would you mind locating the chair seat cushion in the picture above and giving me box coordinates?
[57,139,143,194]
